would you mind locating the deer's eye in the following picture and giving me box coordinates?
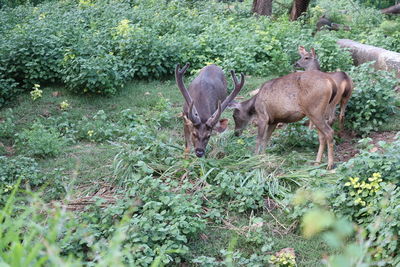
[304,57,310,60]
[206,134,211,139]
[192,132,198,138]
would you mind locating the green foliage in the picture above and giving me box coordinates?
[330,137,400,264]
[16,122,67,157]
[0,155,42,205]
[61,51,129,95]
[0,0,354,101]
[270,120,319,151]
[0,74,19,107]
[346,63,398,135]
[0,108,16,140]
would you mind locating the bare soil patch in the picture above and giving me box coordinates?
[336,130,398,162]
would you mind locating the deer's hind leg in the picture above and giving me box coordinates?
[338,95,350,134]
[308,115,335,170]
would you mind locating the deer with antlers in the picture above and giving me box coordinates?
[294,46,353,134]
[175,63,244,157]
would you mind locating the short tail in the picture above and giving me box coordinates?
[327,76,337,104]
[341,73,353,98]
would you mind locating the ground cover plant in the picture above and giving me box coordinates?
[1,0,400,266]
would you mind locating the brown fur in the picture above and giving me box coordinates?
[232,70,338,170]
[295,46,354,134]
[176,63,244,157]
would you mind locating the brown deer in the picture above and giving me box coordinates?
[294,46,353,134]
[175,63,244,157]
[231,71,338,169]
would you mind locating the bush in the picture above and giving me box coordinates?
[15,122,67,157]
[0,0,355,102]
[346,63,398,135]
[0,155,42,186]
[0,108,16,140]
[331,137,400,264]
[0,75,19,107]
[0,155,43,205]
[61,50,130,95]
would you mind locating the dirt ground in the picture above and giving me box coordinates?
[336,130,398,162]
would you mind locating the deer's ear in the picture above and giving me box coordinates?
[183,114,193,126]
[311,47,316,57]
[298,46,306,55]
[214,118,228,133]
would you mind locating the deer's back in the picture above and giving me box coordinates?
[185,65,227,121]
[256,71,334,123]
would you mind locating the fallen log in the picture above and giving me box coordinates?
[337,39,400,77]
[381,4,400,15]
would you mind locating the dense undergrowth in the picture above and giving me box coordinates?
[1,93,399,265]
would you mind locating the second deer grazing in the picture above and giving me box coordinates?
[294,46,353,134]
[231,71,338,170]
[175,63,244,158]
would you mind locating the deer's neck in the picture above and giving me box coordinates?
[306,61,321,71]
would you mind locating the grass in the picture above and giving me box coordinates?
[0,74,369,266]
[188,210,337,266]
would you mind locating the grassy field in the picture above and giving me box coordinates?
[1,74,399,266]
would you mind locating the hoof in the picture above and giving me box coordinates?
[326,163,336,170]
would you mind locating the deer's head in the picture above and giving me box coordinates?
[176,63,244,157]
[294,46,320,71]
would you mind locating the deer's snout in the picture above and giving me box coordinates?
[294,61,301,68]
[195,149,205,157]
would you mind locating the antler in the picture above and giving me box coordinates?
[207,70,245,127]
[222,70,245,111]
[175,63,192,105]
[175,63,200,124]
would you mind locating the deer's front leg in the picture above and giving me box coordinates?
[255,119,268,154]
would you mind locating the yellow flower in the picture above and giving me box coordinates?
[114,19,133,37]
[87,130,94,137]
[354,197,362,205]
[373,172,381,178]
[30,85,43,101]
[237,139,245,145]
[60,100,70,110]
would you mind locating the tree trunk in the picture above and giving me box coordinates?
[381,4,400,15]
[337,39,400,78]
[289,0,310,21]
[252,0,273,16]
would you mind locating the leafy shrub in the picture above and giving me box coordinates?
[0,155,42,205]
[0,0,353,101]
[61,51,130,95]
[270,120,319,151]
[0,155,42,186]
[331,137,400,264]
[346,63,398,135]
[60,176,205,265]
[75,110,122,142]
[0,108,16,139]
[0,74,19,108]
[15,122,67,157]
